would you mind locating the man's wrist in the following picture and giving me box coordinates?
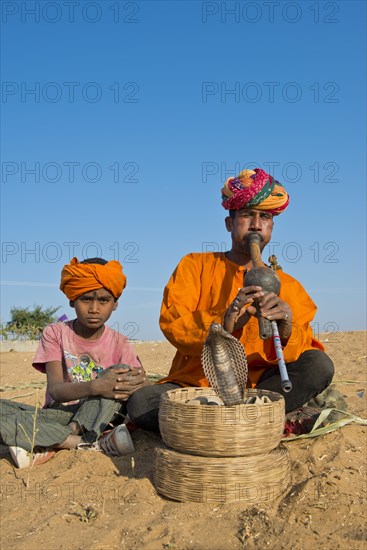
[278,322,292,344]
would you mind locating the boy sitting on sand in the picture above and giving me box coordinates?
[0,257,147,467]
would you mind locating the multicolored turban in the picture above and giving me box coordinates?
[221,168,289,215]
[60,257,126,301]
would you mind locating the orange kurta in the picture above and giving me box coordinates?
[159,252,323,388]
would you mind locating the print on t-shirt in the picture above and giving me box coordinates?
[64,351,101,382]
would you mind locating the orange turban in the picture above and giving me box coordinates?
[60,257,126,300]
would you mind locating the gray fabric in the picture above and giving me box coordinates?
[72,397,123,443]
[0,397,124,451]
[127,382,181,432]
[256,349,334,413]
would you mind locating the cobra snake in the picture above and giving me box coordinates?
[201,323,248,406]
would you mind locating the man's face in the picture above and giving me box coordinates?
[225,208,274,254]
[70,288,117,330]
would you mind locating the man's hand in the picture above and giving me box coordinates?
[257,292,293,341]
[223,286,293,342]
[223,285,264,333]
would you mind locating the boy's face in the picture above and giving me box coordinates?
[70,288,117,330]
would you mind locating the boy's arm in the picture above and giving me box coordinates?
[46,361,96,402]
[46,361,146,402]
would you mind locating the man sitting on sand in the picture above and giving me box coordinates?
[127,168,334,432]
[0,257,147,467]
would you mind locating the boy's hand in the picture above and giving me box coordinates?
[93,365,147,400]
[114,368,149,399]
[92,366,128,399]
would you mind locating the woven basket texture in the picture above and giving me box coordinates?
[159,387,285,457]
[153,444,290,503]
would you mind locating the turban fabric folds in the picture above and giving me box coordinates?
[60,257,126,300]
[221,168,289,215]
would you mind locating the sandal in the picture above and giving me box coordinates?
[97,425,135,456]
[283,406,322,437]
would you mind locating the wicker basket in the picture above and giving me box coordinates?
[159,387,284,457]
[153,444,290,503]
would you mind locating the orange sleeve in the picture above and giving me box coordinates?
[159,254,228,357]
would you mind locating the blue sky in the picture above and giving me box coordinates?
[1,0,366,340]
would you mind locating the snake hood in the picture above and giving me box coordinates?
[201,323,248,406]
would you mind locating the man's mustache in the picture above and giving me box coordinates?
[244,233,265,244]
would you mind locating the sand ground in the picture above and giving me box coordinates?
[0,332,366,550]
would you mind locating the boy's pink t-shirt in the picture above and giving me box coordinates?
[33,320,142,407]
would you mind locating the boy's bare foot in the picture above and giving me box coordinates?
[68,421,82,435]
[55,435,82,450]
